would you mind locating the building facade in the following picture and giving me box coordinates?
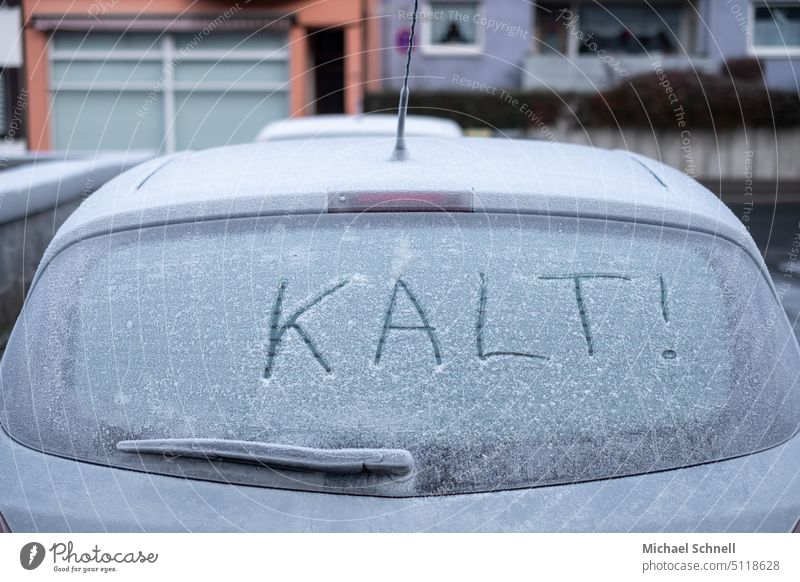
[14,1,800,152]
[381,0,800,93]
[20,0,382,152]
[381,0,532,90]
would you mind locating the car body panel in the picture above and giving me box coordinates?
[1,425,799,532]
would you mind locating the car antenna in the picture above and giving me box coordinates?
[391,0,420,162]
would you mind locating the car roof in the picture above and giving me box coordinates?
[256,114,463,141]
[42,136,757,277]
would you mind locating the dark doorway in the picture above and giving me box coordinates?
[309,28,345,114]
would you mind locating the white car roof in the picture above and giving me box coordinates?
[256,114,463,141]
[41,137,756,278]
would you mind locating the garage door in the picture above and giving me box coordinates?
[50,30,289,152]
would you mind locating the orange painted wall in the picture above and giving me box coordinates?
[288,25,309,117]
[21,1,364,23]
[21,0,380,149]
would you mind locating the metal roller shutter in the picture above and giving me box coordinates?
[50,29,290,152]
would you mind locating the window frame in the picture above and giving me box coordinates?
[748,1,800,58]
[420,0,485,57]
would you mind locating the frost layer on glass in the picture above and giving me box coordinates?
[2,214,799,496]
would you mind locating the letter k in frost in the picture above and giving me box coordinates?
[264,279,349,379]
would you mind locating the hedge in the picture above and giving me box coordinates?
[578,71,800,129]
[364,72,800,131]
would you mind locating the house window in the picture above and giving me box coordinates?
[422,2,482,55]
[577,4,683,54]
[535,2,687,56]
[752,4,800,52]
[49,30,289,152]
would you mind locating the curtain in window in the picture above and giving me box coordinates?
[430,3,478,45]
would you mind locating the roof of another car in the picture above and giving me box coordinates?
[45,136,754,269]
[256,114,463,141]
[0,152,153,225]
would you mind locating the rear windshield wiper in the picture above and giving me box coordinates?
[116,438,414,477]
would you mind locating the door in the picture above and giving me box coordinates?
[309,28,345,115]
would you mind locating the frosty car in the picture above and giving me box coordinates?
[1,136,799,532]
[255,113,462,141]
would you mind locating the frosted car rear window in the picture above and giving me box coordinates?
[2,213,799,496]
